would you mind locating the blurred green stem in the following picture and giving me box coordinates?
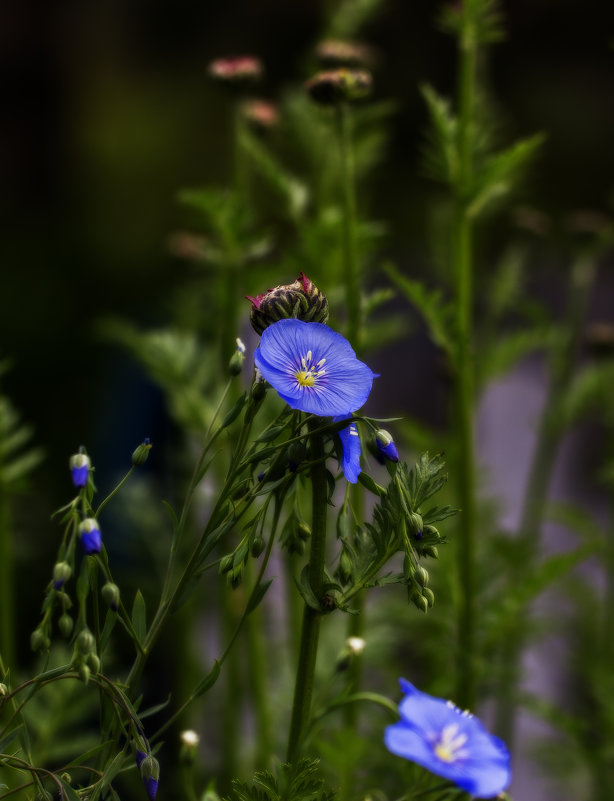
[452,6,478,710]
[336,102,362,349]
[286,421,328,762]
[493,253,596,744]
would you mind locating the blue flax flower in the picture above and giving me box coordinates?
[254,319,376,417]
[69,452,90,488]
[385,679,511,799]
[334,416,361,483]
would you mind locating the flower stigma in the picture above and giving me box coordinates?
[433,723,469,763]
[295,351,326,388]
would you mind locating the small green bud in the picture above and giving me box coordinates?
[87,653,101,673]
[59,613,74,638]
[422,587,435,608]
[53,561,72,590]
[422,545,439,559]
[298,521,311,541]
[415,565,429,587]
[423,524,440,540]
[30,628,49,652]
[101,582,120,611]
[77,628,96,655]
[132,438,152,466]
[229,338,246,376]
[250,536,265,558]
[229,568,243,589]
[78,664,90,685]
[411,592,429,614]
[219,554,234,575]
[250,377,267,402]
[0,682,7,696]
[408,512,424,539]
[337,549,353,583]
[60,773,72,785]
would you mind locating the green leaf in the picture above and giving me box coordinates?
[0,725,23,753]
[193,660,221,699]
[420,83,459,186]
[246,579,273,615]
[357,472,385,496]
[222,393,247,429]
[99,749,129,792]
[131,591,147,644]
[296,566,322,612]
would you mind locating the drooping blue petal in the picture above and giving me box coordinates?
[385,679,511,799]
[334,416,361,483]
[254,319,376,417]
[71,465,89,488]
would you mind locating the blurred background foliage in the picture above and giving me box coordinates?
[3,1,614,797]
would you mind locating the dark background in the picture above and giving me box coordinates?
[3,0,614,602]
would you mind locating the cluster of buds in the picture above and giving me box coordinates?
[71,626,100,684]
[305,68,372,105]
[247,272,329,335]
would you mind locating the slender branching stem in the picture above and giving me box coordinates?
[286,421,328,762]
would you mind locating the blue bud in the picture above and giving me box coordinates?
[79,518,101,555]
[69,452,90,488]
[145,777,158,800]
[375,430,399,463]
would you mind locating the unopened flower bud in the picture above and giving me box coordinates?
[77,628,96,655]
[69,451,90,488]
[305,68,372,105]
[60,773,72,785]
[287,441,306,472]
[78,664,90,685]
[251,536,265,558]
[30,628,49,652]
[87,653,101,673]
[247,272,328,335]
[101,582,120,611]
[0,683,8,696]
[219,554,234,575]
[422,587,435,608]
[79,518,101,555]
[208,56,262,90]
[422,545,439,559]
[132,438,152,466]
[408,512,423,539]
[53,561,72,590]
[415,565,429,586]
[139,755,160,801]
[59,613,74,638]
[423,524,441,542]
[374,430,399,463]
[229,338,247,376]
[411,591,429,614]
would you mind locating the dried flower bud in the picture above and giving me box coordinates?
[208,56,262,90]
[101,582,120,611]
[247,272,328,335]
[79,518,102,555]
[53,561,72,590]
[316,39,374,69]
[69,451,90,488]
[305,69,372,105]
[241,99,279,132]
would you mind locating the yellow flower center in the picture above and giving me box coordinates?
[433,723,468,763]
[294,351,326,389]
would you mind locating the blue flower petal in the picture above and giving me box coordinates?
[334,416,361,483]
[385,679,511,799]
[254,319,376,417]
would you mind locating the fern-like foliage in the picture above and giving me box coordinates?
[228,758,335,801]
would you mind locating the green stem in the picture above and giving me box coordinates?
[94,466,135,519]
[452,6,478,711]
[286,422,328,763]
[336,102,361,348]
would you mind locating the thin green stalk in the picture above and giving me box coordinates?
[336,102,361,348]
[452,7,478,711]
[94,466,135,519]
[286,422,329,763]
